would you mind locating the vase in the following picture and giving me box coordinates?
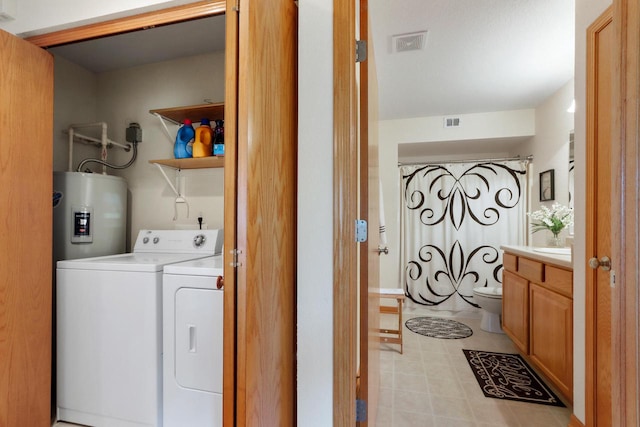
[547,233,564,247]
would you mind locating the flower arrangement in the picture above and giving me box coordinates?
[527,203,574,239]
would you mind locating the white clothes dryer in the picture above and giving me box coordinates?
[162,256,224,427]
[56,229,223,427]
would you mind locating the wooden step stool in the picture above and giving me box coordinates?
[375,288,406,354]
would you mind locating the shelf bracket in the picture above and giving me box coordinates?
[153,112,176,145]
[153,163,190,220]
[153,163,180,197]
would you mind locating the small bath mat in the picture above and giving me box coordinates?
[405,316,473,339]
[463,349,565,407]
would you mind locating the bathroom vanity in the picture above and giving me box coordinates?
[500,245,573,402]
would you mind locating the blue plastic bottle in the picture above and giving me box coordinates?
[174,119,195,159]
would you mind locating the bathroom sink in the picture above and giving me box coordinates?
[533,247,572,255]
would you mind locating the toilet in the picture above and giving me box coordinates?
[472,286,504,333]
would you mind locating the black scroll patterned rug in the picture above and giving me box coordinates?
[405,316,473,339]
[463,349,565,407]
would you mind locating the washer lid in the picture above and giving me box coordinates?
[163,255,224,276]
[57,252,213,272]
[473,287,502,298]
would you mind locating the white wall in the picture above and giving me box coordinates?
[297,0,334,425]
[0,0,198,36]
[383,109,535,146]
[53,56,99,171]
[53,51,226,248]
[573,0,612,423]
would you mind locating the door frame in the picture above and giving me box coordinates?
[611,0,639,425]
[25,0,225,47]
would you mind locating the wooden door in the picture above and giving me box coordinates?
[357,0,381,425]
[501,271,529,354]
[586,7,613,426]
[0,29,54,427]
[233,0,298,425]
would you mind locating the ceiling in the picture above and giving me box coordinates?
[49,1,574,123]
[369,0,575,120]
[48,15,226,74]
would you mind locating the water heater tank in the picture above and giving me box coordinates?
[53,171,127,263]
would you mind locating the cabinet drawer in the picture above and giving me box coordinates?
[518,257,544,283]
[503,253,518,272]
[544,266,573,298]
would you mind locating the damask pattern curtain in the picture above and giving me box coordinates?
[400,160,528,310]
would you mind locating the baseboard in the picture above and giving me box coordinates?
[568,414,585,427]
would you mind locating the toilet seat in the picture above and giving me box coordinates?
[473,286,502,298]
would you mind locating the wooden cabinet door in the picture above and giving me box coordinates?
[0,29,54,426]
[502,270,529,353]
[529,283,573,401]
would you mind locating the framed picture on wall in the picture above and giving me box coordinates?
[540,169,555,201]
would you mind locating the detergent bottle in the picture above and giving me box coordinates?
[192,118,213,158]
[213,120,225,156]
[174,119,195,159]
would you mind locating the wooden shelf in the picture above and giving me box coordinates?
[149,102,224,125]
[149,156,225,169]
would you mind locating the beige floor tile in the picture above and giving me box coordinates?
[378,387,394,408]
[426,376,466,399]
[376,409,393,426]
[393,410,435,427]
[378,308,574,426]
[392,390,432,415]
[430,395,475,421]
[431,417,478,427]
[395,358,426,375]
[394,372,429,393]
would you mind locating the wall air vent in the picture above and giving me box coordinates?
[444,117,461,128]
[391,31,428,53]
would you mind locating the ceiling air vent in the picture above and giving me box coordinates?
[392,31,427,53]
[444,117,461,128]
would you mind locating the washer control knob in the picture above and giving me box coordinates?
[153,237,160,244]
[143,237,149,244]
[194,234,206,247]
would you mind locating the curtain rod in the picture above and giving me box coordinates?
[398,154,533,167]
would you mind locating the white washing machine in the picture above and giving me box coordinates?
[162,256,224,427]
[56,229,223,427]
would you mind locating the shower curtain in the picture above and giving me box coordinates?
[400,160,528,310]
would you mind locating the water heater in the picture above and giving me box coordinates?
[53,171,127,263]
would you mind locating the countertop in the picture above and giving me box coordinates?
[501,245,573,269]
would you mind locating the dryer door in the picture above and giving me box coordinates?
[175,288,224,393]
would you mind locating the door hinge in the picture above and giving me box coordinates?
[355,40,367,63]
[356,399,367,422]
[230,249,242,267]
[232,0,239,12]
[355,219,368,242]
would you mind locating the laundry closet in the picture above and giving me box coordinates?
[50,15,227,247]
[0,2,297,425]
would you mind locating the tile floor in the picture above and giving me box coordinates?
[375,303,572,427]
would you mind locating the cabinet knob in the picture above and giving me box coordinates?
[588,256,611,271]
